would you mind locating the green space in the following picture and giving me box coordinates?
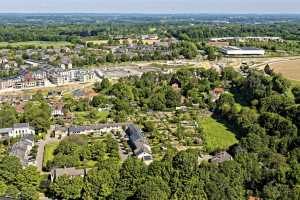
[200,117,238,153]
[0,41,72,48]
[85,40,108,45]
[43,141,59,168]
[74,111,109,125]
[290,79,300,87]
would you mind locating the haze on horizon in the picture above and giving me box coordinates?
[0,0,299,14]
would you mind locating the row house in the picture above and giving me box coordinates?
[9,134,35,166]
[0,77,21,90]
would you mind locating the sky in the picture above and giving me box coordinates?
[0,0,299,14]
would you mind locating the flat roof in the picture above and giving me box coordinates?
[221,46,263,51]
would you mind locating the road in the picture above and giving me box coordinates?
[36,128,58,173]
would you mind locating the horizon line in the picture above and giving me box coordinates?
[0,11,299,15]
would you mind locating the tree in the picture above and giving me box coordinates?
[23,101,51,133]
[272,74,291,93]
[206,46,218,61]
[172,149,199,178]
[0,103,17,128]
[94,78,112,93]
[49,175,84,200]
[165,87,181,108]
[83,169,115,199]
[134,177,170,200]
[0,181,7,196]
[259,112,297,137]
[149,93,166,111]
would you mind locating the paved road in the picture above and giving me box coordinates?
[36,130,58,172]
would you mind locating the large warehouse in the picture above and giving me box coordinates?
[220,46,265,55]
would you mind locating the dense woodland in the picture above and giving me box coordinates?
[0,20,300,43]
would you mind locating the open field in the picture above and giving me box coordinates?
[85,40,108,45]
[0,41,72,48]
[200,117,238,153]
[269,59,300,81]
[43,142,59,167]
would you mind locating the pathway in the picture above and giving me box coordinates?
[36,127,58,172]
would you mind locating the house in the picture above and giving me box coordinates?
[0,123,35,139]
[60,57,73,70]
[51,103,64,117]
[24,60,40,67]
[170,77,182,89]
[125,124,153,165]
[207,41,230,47]
[50,167,89,182]
[9,134,35,166]
[210,87,225,102]
[53,125,68,139]
[68,124,123,135]
[210,151,233,164]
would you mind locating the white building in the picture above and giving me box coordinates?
[220,46,265,56]
[0,123,35,139]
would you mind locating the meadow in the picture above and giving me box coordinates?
[200,117,238,153]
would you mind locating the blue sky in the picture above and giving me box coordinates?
[0,0,299,13]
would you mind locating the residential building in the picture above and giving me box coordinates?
[210,151,233,164]
[125,124,153,165]
[9,134,35,166]
[0,123,35,139]
[51,103,64,117]
[68,123,123,135]
[210,87,225,102]
[50,168,89,182]
[24,60,40,67]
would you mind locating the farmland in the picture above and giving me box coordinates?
[0,41,72,48]
[270,59,300,81]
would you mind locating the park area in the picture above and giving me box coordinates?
[42,135,120,171]
[200,117,238,153]
[43,142,59,168]
[0,41,71,48]
[270,59,300,81]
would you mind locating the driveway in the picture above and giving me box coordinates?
[36,128,59,172]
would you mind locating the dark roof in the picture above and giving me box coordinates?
[143,155,153,161]
[125,124,144,143]
[9,135,34,165]
[210,151,233,164]
[51,167,86,178]
[13,123,30,129]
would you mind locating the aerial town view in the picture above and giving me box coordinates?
[0,1,299,200]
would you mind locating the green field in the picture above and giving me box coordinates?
[85,40,108,45]
[74,111,109,125]
[200,117,238,153]
[0,41,72,48]
[290,79,300,87]
[43,142,59,167]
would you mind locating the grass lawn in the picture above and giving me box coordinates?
[290,79,300,87]
[43,142,59,167]
[200,117,238,153]
[0,41,72,48]
[74,111,109,125]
